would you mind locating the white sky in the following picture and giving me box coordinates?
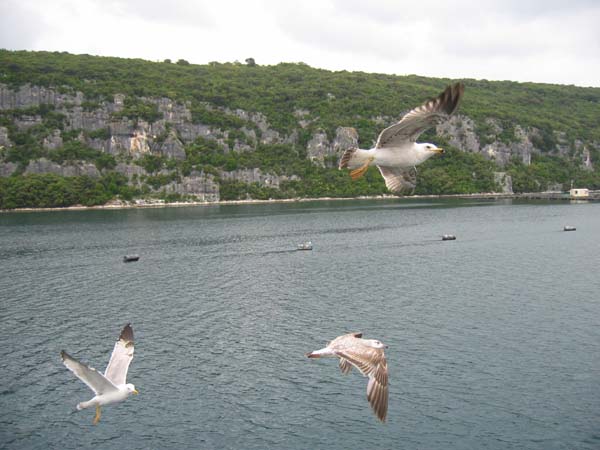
[1,0,600,87]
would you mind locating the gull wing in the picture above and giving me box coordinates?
[335,345,389,422]
[339,358,353,374]
[61,351,118,395]
[104,323,134,385]
[377,166,417,195]
[376,82,464,148]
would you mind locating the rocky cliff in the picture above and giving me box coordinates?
[1,80,598,201]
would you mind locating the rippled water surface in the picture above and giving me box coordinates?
[1,198,599,449]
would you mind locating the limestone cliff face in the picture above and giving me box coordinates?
[218,168,300,188]
[0,126,12,148]
[0,83,596,200]
[436,115,536,167]
[307,127,358,166]
[24,158,101,177]
[436,114,598,170]
[0,83,84,109]
[163,170,219,201]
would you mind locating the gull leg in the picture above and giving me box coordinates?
[93,405,101,425]
[349,157,374,180]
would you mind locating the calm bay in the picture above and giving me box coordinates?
[0,198,599,449]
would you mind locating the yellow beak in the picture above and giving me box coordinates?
[433,147,444,154]
[133,389,139,395]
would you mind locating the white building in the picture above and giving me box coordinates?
[569,188,589,198]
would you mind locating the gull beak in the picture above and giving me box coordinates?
[133,389,139,395]
[433,147,444,154]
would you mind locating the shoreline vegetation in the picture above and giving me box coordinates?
[1,51,599,213]
[2,191,598,213]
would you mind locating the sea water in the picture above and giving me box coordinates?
[0,198,598,449]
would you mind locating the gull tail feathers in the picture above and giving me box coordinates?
[339,148,374,177]
[76,400,94,410]
[306,347,335,358]
[339,148,372,169]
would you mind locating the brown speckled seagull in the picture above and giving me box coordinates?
[339,82,465,195]
[306,332,389,422]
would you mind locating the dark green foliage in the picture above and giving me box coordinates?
[112,97,162,122]
[0,172,141,208]
[1,49,599,208]
[87,127,111,140]
[191,104,247,129]
[0,174,105,208]
[145,172,180,189]
[48,141,116,170]
[506,155,600,192]
[415,147,500,195]
[3,50,597,141]
[219,181,284,201]
[135,154,166,174]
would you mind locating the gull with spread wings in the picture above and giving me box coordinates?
[339,82,465,195]
[306,332,389,422]
[61,323,138,424]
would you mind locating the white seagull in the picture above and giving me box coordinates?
[339,82,465,195]
[306,332,389,422]
[61,323,138,424]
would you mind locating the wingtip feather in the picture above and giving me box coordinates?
[119,323,134,343]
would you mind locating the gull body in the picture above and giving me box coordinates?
[61,323,137,424]
[339,82,464,195]
[75,383,137,410]
[306,332,389,422]
[349,143,442,169]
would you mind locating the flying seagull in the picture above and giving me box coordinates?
[306,332,389,422]
[339,82,465,195]
[61,323,138,425]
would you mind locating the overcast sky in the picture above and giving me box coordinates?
[1,0,599,87]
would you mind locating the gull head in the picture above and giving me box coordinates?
[125,383,139,395]
[420,143,444,154]
[365,339,388,349]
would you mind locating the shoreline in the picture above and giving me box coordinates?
[2,192,598,213]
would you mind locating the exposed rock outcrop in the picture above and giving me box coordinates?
[493,172,513,194]
[156,131,186,160]
[0,126,12,148]
[24,158,100,177]
[162,170,219,201]
[307,127,358,166]
[43,130,63,150]
[436,115,480,153]
[0,162,17,176]
[219,168,299,188]
[0,84,83,110]
[0,82,596,202]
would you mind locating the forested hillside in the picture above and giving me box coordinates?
[1,50,599,208]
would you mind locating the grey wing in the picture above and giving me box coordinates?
[61,351,118,395]
[339,358,353,374]
[366,361,389,423]
[377,166,417,195]
[329,332,363,349]
[336,346,389,422]
[104,323,134,385]
[376,82,464,148]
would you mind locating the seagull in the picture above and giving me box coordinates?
[339,82,465,195]
[306,332,389,422]
[61,323,138,425]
